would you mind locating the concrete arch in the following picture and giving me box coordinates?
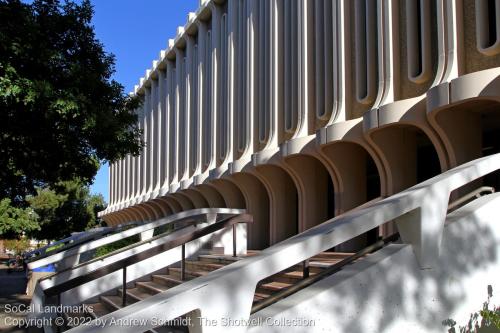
[156,196,183,214]
[426,68,500,167]
[102,214,120,227]
[182,189,210,208]
[283,151,336,232]
[229,172,270,250]
[117,209,136,224]
[254,163,298,245]
[123,207,142,222]
[194,184,226,208]
[209,178,246,209]
[146,200,169,218]
[170,193,195,211]
[150,199,173,216]
[364,97,449,195]
[141,202,163,220]
[134,204,156,221]
[318,118,388,198]
[109,211,127,226]
[365,122,446,195]
[127,205,150,222]
[428,98,500,168]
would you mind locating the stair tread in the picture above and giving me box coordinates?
[186,260,224,270]
[197,254,242,262]
[121,287,152,301]
[278,270,315,279]
[136,280,170,293]
[86,303,108,318]
[168,267,207,277]
[152,274,182,285]
[100,295,123,310]
[259,281,292,291]
[253,292,271,301]
[311,252,354,259]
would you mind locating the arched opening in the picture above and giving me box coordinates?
[433,99,500,191]
[321,142,382,250]
[285,155,335,231]
[182,189,210,208]
[194,185,226,208]
[230,172,270,250]
[256,164,298,245]
[370,125,443,194]
[170,193,195,211]
[210,179,246,209]
[150,199,173,216]
[156,196,182,214]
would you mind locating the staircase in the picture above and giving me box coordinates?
[58,250,353,332]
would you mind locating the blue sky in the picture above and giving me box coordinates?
[89,0,198,203]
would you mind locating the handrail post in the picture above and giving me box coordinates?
[303,259,310,278]
[122,266,127,307]
[232,224,237,257]
[181,244,186,281]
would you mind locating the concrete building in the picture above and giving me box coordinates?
[99,0,500,251]
[26,2,500,331]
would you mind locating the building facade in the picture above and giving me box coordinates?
[99,0,500,250]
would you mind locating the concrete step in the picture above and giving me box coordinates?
[118,287,152,303]
[86,302,109,319]
[257,281,292,294]
[197,254,243,265]
[185,260,225,272]
[136,280,169,294]
[100,295,123,312]
[168,267,206,280]
[152,274,182,288]
[311,252,354,260]
[253,291,272,303]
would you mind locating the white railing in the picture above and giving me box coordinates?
[63,153,500,333]
[28,208,243,272]
[25,227,113,262]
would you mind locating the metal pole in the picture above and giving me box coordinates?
[181,244,186,281]
[232,224,237,257]
[122,266,127,307]
[302,260,310,278]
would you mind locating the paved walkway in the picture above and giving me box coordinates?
[0,264,30,333]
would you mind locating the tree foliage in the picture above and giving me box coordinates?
[0,198,39,238]
[0,0,142,203]
[27,180,106,241]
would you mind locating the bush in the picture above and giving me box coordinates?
[443,285,500,332]
[94,235,140,258]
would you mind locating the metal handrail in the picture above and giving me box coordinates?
[38,213,252,302]
[27,208,244,271]
[447,186,495,211]
[252,186,496,315]
[58,153,500,333]
[24,227,113,261]
[251,233,400,314]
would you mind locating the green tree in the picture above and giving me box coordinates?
[0,0,142,203]
[27,180,106,241]
[0,198,39,238]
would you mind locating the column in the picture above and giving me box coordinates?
[158,68,169,191]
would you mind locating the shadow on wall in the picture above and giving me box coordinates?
[256,198,498,333]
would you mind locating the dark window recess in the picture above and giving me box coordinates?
[327,177,335,220]
[416,134,441,183]
[488,0,498,48]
